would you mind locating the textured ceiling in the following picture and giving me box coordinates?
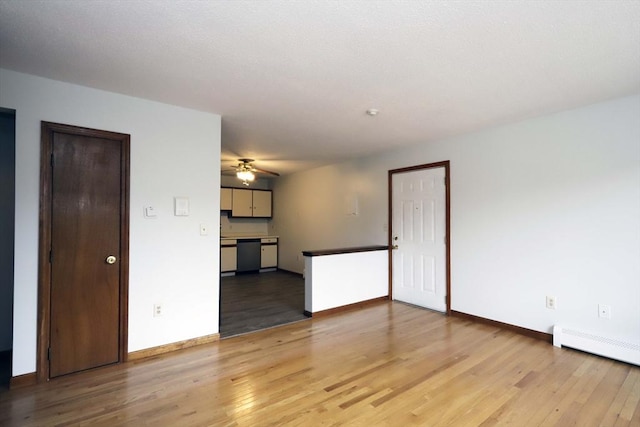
[1,0,639,175]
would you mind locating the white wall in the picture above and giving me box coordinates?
[0,69,221,376]
[304,250,388,313]
[221,175,271,190]
[272,161,383,272]
[273,94,640,345]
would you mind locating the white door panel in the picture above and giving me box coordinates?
[392,167,446,311]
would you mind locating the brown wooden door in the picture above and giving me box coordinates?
[40,122,129,379]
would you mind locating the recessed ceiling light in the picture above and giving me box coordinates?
[366,108,379,116]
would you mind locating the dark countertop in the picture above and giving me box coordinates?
[221,235,278,240]
[302,245,389,257]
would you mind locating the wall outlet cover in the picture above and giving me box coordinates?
[546,296,556,310]
[598,304,611,319]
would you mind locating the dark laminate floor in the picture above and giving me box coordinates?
[220,270,308,338]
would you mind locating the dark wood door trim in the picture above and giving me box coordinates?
[387,160,451,315]
[37,122,130,382]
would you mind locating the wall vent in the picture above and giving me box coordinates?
[553,326,640,366]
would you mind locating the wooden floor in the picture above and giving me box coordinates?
[220,270,307,338]
[1,302,638,426]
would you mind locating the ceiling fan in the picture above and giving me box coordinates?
[229,158,280,186]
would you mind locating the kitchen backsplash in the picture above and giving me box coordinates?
[220,212,270,235]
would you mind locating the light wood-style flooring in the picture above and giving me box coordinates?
[1,302,638,426]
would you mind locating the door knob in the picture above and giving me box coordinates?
[392,245,399,250]
[106,255,117,265]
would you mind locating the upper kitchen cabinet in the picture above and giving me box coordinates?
[231,188,253,216]
[252,190,272,217]
[220,187,233,210]
[231,188,272,218]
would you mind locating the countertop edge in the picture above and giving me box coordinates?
[221,235,278,240]
[302,245,389,257]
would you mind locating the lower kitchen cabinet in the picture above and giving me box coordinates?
[221,240,237,272]
[260,238,278,268]
[221,237,277,273]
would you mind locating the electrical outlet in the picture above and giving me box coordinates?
[546,296,556,310]
[598,304,611,319]
[153,303,163,317]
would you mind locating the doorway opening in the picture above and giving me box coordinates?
[388,161,451,314]
[0,108,15,389]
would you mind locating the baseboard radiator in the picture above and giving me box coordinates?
[553,326,640,366]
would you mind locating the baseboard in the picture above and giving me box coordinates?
[127,333,220,361]
[308,296,389,318]
[451,310,552,343]
[10,372,37,389]
[8,335,221,386]
[223,269,303,278]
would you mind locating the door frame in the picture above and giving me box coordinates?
[388,160,451,314]
[37,122,130,382]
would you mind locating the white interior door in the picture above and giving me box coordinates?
[392,167,447,311]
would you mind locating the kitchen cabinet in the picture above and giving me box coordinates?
[231,189,272,218]
[220,188,232,211]
[252,190,272,217]
[221,236,278,273]
[260,237,278,268]
[221,239,237,273]
[231,189,252,216]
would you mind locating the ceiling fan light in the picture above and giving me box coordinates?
[236,170,255,182]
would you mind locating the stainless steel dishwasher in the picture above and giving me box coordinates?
[236,239,261,273]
